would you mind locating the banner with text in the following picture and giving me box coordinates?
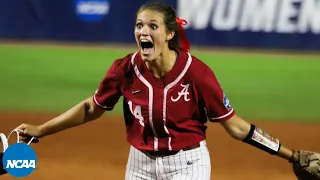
[177,0,320,50]
[0,0,319,50]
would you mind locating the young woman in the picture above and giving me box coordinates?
[16,2,301,180]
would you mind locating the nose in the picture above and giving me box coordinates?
[140,26,150,36]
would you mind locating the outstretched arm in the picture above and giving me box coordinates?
[195,62,320,179]
[220,114,298,162]
[194,63,300,162]
[17,57,125,139]
[17,96,105,138]
[39,96,105,137]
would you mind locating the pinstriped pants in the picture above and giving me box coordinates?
[125,141,211,180]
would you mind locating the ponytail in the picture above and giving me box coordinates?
[176,17,190,52]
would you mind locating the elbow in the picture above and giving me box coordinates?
[221,115,251,141]
[83,97,105,122]
[228,127,249,141]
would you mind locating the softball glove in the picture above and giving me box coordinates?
[291,150,320,180]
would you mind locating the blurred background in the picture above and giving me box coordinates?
[0,0,319,179]
[0,0,319,120]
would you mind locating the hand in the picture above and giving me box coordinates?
[15,123,43,143]
[291,150,320,180]
[289,150,300,163]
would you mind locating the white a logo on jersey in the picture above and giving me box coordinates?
[171,84,190,102]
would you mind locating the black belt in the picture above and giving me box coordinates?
[141,143,200,158]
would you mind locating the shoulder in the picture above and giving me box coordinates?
[97,52,137,83]
[176,50,215,83]
[175,49,210,71]
[187,53,216,80]
[110,52,136,71]
[107,52,138,78]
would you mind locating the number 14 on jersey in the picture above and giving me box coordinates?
[128,100,144,127]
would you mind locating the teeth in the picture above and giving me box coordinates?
[141,39,150,42]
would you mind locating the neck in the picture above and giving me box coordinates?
[145,47,176,78]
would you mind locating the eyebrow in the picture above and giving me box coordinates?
[136,19,159,23]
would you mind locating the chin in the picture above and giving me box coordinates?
[140,50,157,62]
[141,55,155,62]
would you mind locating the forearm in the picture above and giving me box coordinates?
[241,124,296,162]
[39,98,101,137]
[277,144,298,162]
[222,115,297,162]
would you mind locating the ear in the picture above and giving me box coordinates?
[166,31,175,41]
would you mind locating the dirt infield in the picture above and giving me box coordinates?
[0,112,319,180]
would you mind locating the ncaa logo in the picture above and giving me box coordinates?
[2,143,37,178]
[75,0,110,23]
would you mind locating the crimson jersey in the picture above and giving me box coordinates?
[93,49,235,152]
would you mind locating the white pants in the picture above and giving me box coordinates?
[125,141,211,180]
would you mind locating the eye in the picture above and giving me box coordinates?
[136,23,143,29]
[151,24,158,30]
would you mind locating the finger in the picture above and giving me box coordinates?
[15,129,27,138]
[15,126,32,138]
[15,124,27,132]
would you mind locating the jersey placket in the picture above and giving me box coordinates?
[131,52,162,151]
[152,82,171,152]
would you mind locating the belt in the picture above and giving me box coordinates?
[141,143,200,158]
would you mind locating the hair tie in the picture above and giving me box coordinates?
[176,17,190,52]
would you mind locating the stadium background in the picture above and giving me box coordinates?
[0,0,319,179]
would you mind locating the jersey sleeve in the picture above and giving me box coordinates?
[93,60,123,111]
[197,66,235,122]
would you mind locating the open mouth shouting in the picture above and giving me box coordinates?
[140,39,154,55]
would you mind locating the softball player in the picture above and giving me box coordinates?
[16,2,300,180]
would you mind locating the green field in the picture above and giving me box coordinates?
[1,44,320,122]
